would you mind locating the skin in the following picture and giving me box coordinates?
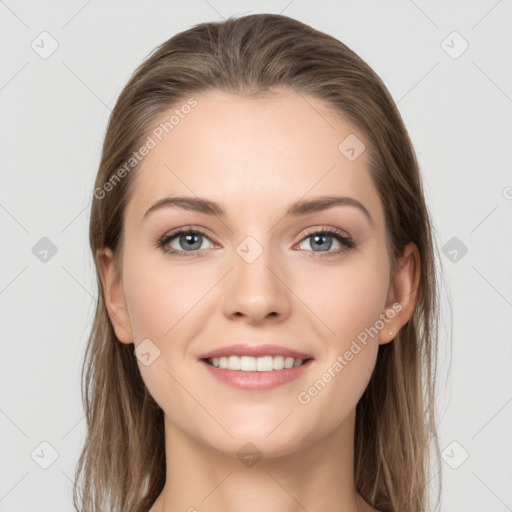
[98,88,419,512]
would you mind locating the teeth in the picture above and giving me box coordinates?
[209,355,306,371]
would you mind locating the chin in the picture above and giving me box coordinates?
[197,418,321,462]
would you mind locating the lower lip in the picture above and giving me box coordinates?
[200,359,313,390]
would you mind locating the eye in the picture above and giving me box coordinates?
[156,225,356,258]
[297,226,355,257]
[156,227,215,257]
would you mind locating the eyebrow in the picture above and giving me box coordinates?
[142,195,373,226]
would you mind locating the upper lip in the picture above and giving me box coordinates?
[199,343,313,360]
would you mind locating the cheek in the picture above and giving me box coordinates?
[298,255,389,349]
[120,250,213,418]
[122,250,211,342]
[292,258,388,411]
[333,269,388,341]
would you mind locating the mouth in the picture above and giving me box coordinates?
[203,355,313,371]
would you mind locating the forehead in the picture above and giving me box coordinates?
[125,88,383,226]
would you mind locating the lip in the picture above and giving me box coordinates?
[200,358,314,391]
[198,343,313,360]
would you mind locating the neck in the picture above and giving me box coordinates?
[154,409,372,512]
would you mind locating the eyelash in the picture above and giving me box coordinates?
[155,225,355,259]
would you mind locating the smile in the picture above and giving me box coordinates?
[206,355,310,371]
[201,357,314,391]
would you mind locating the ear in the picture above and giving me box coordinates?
[379,242,420,345]
[96,247,133,344]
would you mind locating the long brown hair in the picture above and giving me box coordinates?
[75,13,444,512]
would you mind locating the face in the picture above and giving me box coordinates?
[99,88,416,459]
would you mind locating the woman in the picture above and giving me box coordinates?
[75,13,443,512]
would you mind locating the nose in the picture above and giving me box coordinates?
[222,242,292,325]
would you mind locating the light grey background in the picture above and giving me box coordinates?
[1,1,511,511]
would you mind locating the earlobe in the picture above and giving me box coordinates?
[379,242,420,345]
[96,247,134,344]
